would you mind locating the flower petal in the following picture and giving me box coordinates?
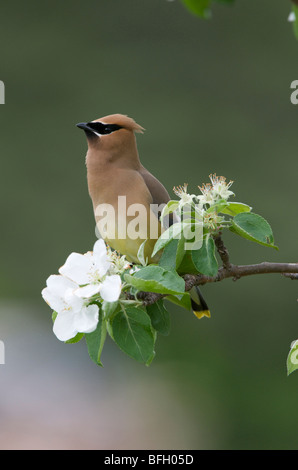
[46,274,78,296]
[53,311,78,342]
[64,288,84,311]
[99,275,122,302]
[74,284,101,298]
[42,287,65,313]
[93,239,111,277]
[59,252,94,285]
[74,304,99,334]
[42,275,77,313]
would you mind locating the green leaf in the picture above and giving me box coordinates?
[191,235,218,277]
[182,221,204,251]
[166,292,192,311]
[176,236,187,268]
[102,300,119,319]
[137,239,148,266]
[158,238,179,270]
[160,200,179,222]
[176,251,199,275]
[119,299,143,307]
[85,310,106,367]
[124,265,185,295]
[153,219,203,258]
[147,300,171,336]
[152,222,184,258]
[287,340,298,375]
[181,0,212,18]
[66,333,84,344]
[230,212,278,250]
[220,202,252,216]
[110,307,155,364]
[158,236,186,271]
[205,198,228,214]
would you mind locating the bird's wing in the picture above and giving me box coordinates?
[139,166,170,205]
[138,166,175,228]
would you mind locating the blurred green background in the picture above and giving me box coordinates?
[0,0,298,450]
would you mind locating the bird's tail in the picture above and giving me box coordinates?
[190,286,211,319]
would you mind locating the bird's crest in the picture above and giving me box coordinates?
[95,114,145,134]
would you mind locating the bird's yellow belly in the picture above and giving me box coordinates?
[95,210,162,264]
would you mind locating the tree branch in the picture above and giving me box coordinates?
[186,262,298,286]
[127,261,298,307]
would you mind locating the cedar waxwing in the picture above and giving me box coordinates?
[76,114,210,318]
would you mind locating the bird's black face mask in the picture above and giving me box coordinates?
[76,121,123,138]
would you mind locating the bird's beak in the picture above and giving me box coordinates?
[76,122,92,132]
[76,122,99,139]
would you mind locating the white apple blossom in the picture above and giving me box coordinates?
[209,174,234,200]
[42,274,99,341]
[173,183,197,211]
[59,239,122,302]
[196,182,214,205]
[198,174,234,205]
[42,239,125,341]
[106,245,132,275]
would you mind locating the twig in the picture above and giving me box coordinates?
[283,273,298,280]
[213,232,232,270]
[185,262,298,286]
[127,262,298,307]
